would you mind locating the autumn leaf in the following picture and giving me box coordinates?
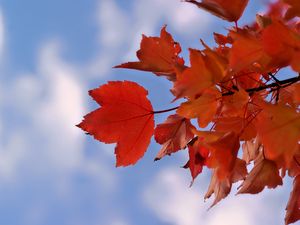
[177,87,221,128]
[172,46,226,99]
[205,170,231,207]
[193,130,225,143]
[172,49,214,99]
[185,0,249,22]
[262,20,300,72]
[242,137,261,164]
[265,1,287,20]
[285,175,300,225]
[255,102,300,166]
[294,83,300,105]
[237,153,283,194]
[154,114,194,160]
[79,1,300,223]
[184,138,209,182]
[283,0,300,20]
[201,43,228,82]
[115,26,184,80]
[231,158,248,183]
[206,132,240,179]
[221,88,249,117]
[214,116,256,141]
[214,32,233,46]
[229,29,271,73]
[279,82,300,107]
[205,158,247,207]
[256,14,272,29]
[77,81,155,167]
[235,71,262,90]
[287,149,300,177]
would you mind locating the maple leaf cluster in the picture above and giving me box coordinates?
[78,0,300,224]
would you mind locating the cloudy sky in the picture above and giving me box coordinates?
[0,1,293,225]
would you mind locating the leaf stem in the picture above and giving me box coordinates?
[153,106,179,114]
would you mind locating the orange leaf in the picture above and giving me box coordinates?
[214,32,233,45]
[193,130,225,143]
[235,71,261,90]
[285,175,300,225]
[242,137,261,164]
[207,132,240,179]
[229,29,271,73]
[287,149,300,177]
[115,26,184,80]
[279,82,300,107]
[184,139,209,181]
[154,114,195,160]
[237,153,283,194]
[185,0,249,22]
[265,1,287,20]
[214,116,256,141]
[231,158,248,183]
[172,46,226,99]
[255,102,300,166]
[284,0,300,20]
[293,83,300,105]
[177,87,221,128]
[262,20,300,71]
[205,158,247,207]
[202,43,228,82]
[221,88,249,117]
[77,81,154,167]
[205,170,231,207]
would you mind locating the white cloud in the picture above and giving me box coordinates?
[169,2,212,35]
[0,133,27,181]
[97,0,129,48]
[0,41,84,178]
[143,168,285,225]
[143,168,205,225]
[0,40,118,192]
[131,0,212,36]
[89,0,212,77]
[123,0,212,61]
[82,157,117,190]
[88,0,131,77]
[35,41,85,170]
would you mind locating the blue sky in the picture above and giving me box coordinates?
[0,1,293,225]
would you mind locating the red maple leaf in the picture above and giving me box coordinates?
[154,114,195,160]
[285,175,300,225]
[185,0,249,22]
[115,26,184,80]
[77,81,155,166]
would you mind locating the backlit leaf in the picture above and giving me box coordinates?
[77,81,154,167]
[255,102,300,166]
[285,175,300,225]
[237,153,283,194]
[185,0,249,22]
[154,114,195,160]
[115,26,184,80]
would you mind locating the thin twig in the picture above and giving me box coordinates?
[222,75,300,96]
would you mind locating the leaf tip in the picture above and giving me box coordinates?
[113,63,123,69]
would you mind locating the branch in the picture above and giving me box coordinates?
[222,75,300,96]
[152,75,300,115]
